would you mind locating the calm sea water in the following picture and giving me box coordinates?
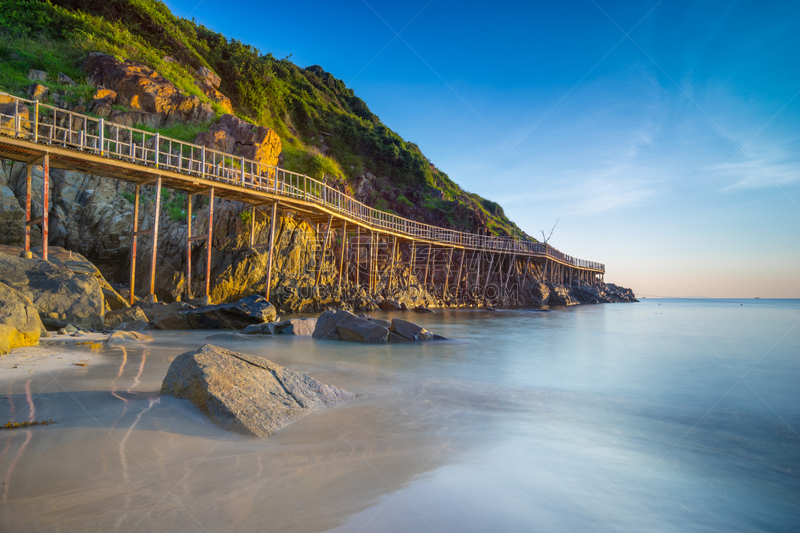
[1,299,798,532]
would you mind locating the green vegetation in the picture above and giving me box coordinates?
[0,0,531,238]
[238,209,252,226]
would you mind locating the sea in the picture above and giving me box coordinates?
[1,298,798,532]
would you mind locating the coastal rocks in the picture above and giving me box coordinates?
[546,284,580,306]
[82,53,215,126]
[193,67,234,114]
[39,247,129,311]
[242,318,317,336]
[27,83,49,102]
[104,306,148,329]
[155,295,277,330]
[160,344,357,437]
[312,310,445,343]
[0,99,29,134]
[194,114,281,167]
[105,331,153,344]
[0,282,47,354]
[0,253,105,330]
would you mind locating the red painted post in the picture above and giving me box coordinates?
[186,193,192,300]
[264,201,277,302]
[205,187,215,299]
[149,177,161,299]
[41,154,49,261]
[129,184,140,305]
[24,163,32,253]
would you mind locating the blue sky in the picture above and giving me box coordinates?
[166,0,799,298]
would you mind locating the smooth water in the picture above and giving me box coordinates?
[1,299,798,532]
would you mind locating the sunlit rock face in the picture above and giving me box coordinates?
[160,344,358,437]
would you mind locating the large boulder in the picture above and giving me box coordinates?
[312,309,388,343]
[161,344,357,437]
[39,247,129,311]
[82,53,215,126]
[104,306,148,329]
[195,114,281,167]
[389,318,435,341]
[193,67,234,114]
[0,282,47,354]
[271,318,316,336]
[155,295,277,330]
[105,331,153,344]
[547,284,580,306]
[0,254,105,330]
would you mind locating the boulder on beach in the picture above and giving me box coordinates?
[0,253,105,330]
[161,344,357,437]
[0,281,47,354]
[312,309,445,343]
[105,331,153,344]
[104,306,148,329]
[155,295,277,330]
[271,317,317,336]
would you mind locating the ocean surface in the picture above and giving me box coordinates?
[1,298,798,532]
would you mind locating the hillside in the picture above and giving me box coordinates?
[0,0,532,239]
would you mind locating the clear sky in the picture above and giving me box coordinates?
[165,0,799,298]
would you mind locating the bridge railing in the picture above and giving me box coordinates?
[0,93,605,272]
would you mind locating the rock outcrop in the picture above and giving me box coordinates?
[241,317,317,336]
[195,114,281,167]
[154,295,277,330]
[104,306,148,329]
[83,53,215,126]
[161,344,357,437]
[0,254,105,330]
[193,67,233,114]
[312,310,445,343]
[0,282,47,354]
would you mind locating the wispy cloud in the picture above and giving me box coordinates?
[715,148,800,191]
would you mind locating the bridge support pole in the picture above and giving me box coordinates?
[355,226,360,289]
[149,177,162,300]
[474,251,481,303]
[338,221,347,295]
[264,201,277,302]
[520,257,531,292]
[484,253,495,297]
[128,184,141,305]
[24,162,32,253]
[502,254,516,298]
[186,194,193,300]
[316,214,333,286]
[388,237,397,295]
[42,154,49,261]
[205,187,215,299]
[248,206,256,248]
[443,247,453,300]
[424,244,432,294]
[407,242,416,292]
[368,232,375,295]
[454,249,465,303]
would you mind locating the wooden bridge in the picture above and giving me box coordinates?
[0,93,605,304]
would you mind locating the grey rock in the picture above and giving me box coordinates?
[113,320,150,331]
[104,306,148,329]
[206,333,271,341]
[0,254,105,330]
[379,299,402,311]
[58,72,76,86]
[0,281,47,354]
[155,295,277,330]
[390,318,435,341]
[160,344,357,437]
[413,306,433,313]
[27,69,47,81]
[368,318,391,328]
[271,317,317,336]
[335,314,389,343]
[242,323,274,335]
[106,331,153,344]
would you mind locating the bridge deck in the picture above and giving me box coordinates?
[0,93,604,273]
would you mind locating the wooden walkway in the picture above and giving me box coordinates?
[0,93,605,303]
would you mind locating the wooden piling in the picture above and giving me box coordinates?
[316,214,333,285]
[128,184,140,305]
[205,187,214,299]
[264,200,276,302]
[149,176,161,298]
[338,221,346,293]
[186,193,192,300]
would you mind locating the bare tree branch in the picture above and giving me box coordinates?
[540,218,559,244]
